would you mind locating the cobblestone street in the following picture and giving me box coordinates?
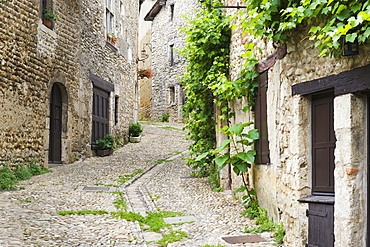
[0,122,276,247]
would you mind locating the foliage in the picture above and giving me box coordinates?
[0,165,18,190]
[180,0,231,177]
[57,210,109,216]
[96,134,115,150]
[116,169,143,184]
[43,7,59,21]
[137,68,154,79]
[156,230,189,246]
[106,33,118,44]
[0,162,51,190]
[129,123,143,137]
[161,113,169,122]
[242,204,285,245]
[241,0,370,57]
[112,210,185,232]
[197,122,259,206]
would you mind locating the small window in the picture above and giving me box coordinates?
[169,86,175,104]
[170,3,174,21]
[114,96,119,125]
[255,71,270,164]
[41,0,56,29]
[106,0,115,36]
[169,44,174,66]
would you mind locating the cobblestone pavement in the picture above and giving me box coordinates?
[0,122,277,247]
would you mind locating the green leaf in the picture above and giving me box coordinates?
[247,129,259,140]
[214,154,229,167]
[213,139,232,153]
[237,151,256,162]
[236,163,248,173]
[195,152,209,161]
[228,124,244,135]
[234,186,246,194]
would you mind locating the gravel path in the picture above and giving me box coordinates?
[0,122,277,247]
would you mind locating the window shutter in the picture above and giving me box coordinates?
[255,71,270,164]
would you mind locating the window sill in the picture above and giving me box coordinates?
[106,41,118,52]
[298,195,335,204]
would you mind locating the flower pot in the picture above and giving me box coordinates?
[97,149,113,156]
[42,18,53,28]
[129,136,141,143]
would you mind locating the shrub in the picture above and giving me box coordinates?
[96,134,115,150]
[13,164,32,181]
[161,113,169,122]
[129,123,143,137]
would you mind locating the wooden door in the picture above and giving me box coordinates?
[49,84,62,163]
[92,87,110,143]
[306,91,335,247]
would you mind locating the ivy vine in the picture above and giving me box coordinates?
[240,0,370,57]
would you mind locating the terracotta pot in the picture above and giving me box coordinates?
[42,18,53,28]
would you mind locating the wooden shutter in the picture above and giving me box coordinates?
[255,71,270,164]
[312,92,335,194]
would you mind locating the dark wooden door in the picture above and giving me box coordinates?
[92,87,109,143]
[306,203,334,247]
[49,84,62,163]
[307,91,335,247]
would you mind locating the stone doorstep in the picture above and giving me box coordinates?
[222,234,266,244]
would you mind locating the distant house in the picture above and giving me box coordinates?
[223,9,370,247]
[0,0,138,167]
[140,0,197,122]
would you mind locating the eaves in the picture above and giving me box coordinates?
[144,0,167,21]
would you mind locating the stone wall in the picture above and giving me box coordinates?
[0,0,137,167]
[225,4,370,245]
[149,0,198,122]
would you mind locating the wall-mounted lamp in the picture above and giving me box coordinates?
[343,27,359,56]
[199,0,246,9]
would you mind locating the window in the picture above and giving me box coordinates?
[169,86,175,104]
[255,71,270,164]
[114,96,119,125]
[41,0,55,29]
[311,91,335,195]
[106,0,115,35]
[170,3,174,21]
[169,44,174,66]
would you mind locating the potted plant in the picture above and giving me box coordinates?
[137,68,154,79]
[95,134,115,156]
[106,33,118,45]
[129,123,143,143]
[42,7,58,28]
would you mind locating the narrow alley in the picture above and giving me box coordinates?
[0,122,276,247]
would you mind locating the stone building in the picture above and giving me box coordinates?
[219,1,370,246]
[0,0,138,167]
[141,0,198,122]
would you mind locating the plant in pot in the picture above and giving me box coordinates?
[129,123,143,143]
[96,134,115,156]
[42,7,59,28]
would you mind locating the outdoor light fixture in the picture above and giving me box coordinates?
[343,27,359,56]
[137,43,152,62]
[199,0,246,9]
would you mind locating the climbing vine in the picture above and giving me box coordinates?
[240,0,370,57]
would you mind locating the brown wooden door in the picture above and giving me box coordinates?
[49,84,62,163]
[307,91,335,247]
[92,87,109,143]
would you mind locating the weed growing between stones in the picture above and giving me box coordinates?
[116,169,143,184]
[57,210,109,216]
[156,230,189,246]
[0,162,51,190]
[242,202,285,245]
